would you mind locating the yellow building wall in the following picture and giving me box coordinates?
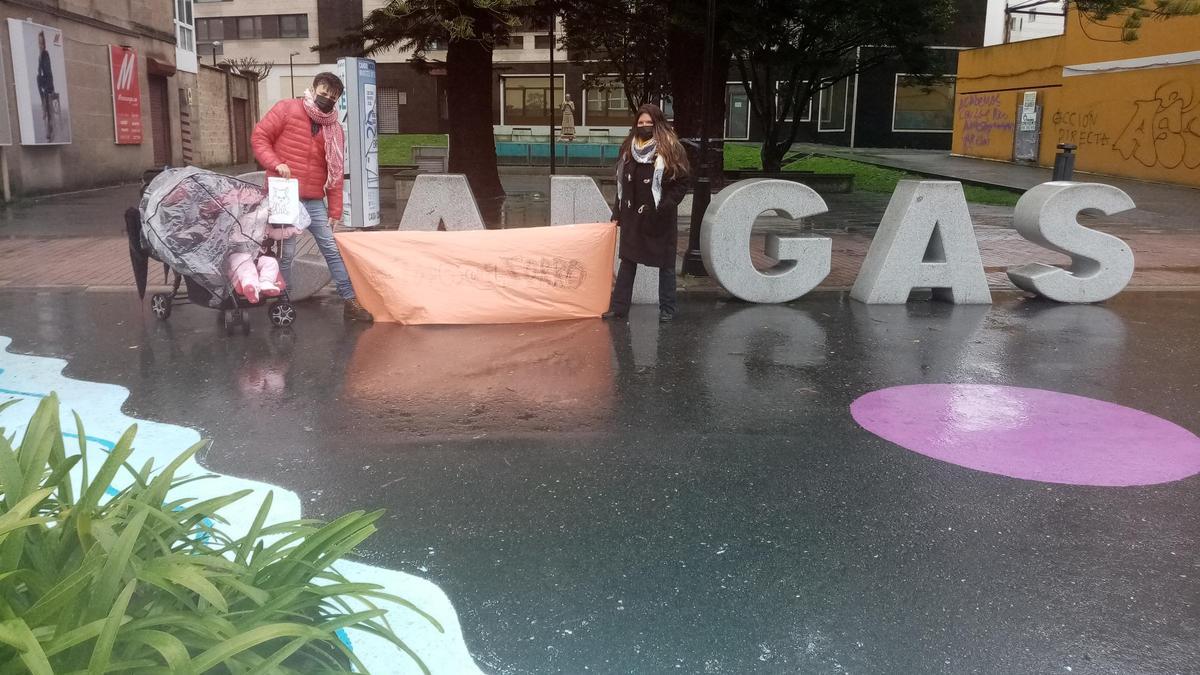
[953,8,1200,188]
[1058,65,1200,186]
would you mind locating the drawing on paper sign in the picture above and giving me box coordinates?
[267,176,301,225]
[1113,81,1200,170]
[0,336,485,675]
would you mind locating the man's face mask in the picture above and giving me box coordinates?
[636,126,654,141]
[315,94,337,113]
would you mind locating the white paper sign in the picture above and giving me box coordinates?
[267,176,300,225]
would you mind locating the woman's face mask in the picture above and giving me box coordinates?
[314,94,337,114]
[635,125,654,141]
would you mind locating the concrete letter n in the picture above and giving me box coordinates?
[550,175,657,304]
[1006,182,1135,303]
[850,181,991,305]
[701,179,832,303]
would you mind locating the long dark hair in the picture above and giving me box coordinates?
[619,104,690,179]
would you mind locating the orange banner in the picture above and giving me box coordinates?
[335,223,617,325]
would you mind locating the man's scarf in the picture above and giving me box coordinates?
[302,89,345,192]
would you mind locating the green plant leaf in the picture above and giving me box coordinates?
[89,509,149,620]
[40,617,106,657]
[0,618,54,675]
[0,418,27,504]
[127,629,194,674]
[78,424,137,514]
[0,398,19,417]
[87,579,136,675]
[190,623,327,672]
[0,488,54,539]
[236,492,274,566]
[72,411,89,499]
[141,441,206,509]
[23,547,105,626]
[156,564,229,613]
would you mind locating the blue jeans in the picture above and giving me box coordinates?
[281,199,355,300]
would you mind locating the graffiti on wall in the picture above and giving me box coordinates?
[1114,81,1200,170]
[1052,110,1112,148]
[959,94,1014,151]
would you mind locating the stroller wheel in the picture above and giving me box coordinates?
[151,293,172,320]
[269,302,296,328]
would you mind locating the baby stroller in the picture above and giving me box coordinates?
[126,167,302,335]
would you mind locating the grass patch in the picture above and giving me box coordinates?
[378,133,448,165]
[721,143,1022,206]
[722,143,764,171]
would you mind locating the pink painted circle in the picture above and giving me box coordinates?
[851,384,1200,487]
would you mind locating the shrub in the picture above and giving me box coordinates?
[0,394,439,673]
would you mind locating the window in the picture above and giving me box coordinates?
[892,75,956,132]
[204,15,308,41]
[378,88,401,134]
[495,35,520,50]
[502,76,565,125]
[775,81,812,122]
[520,16,552,32]
[280,14,308,38]
[818,78,849,132]
[175,0,195,51]
[236,17,258,38]
[584,77,632,126]
[534,35,553,50]
[725,83,750,139]
[175,0,197,72]
[196,18,223,42]
[660,96,673,120]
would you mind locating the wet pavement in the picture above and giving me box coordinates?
[1,289,1199,674]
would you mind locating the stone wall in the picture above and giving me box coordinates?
[195,64,258,169]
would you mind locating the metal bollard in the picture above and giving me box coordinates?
[1052,143,1077,181]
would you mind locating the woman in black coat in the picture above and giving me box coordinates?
[604,103,690,322]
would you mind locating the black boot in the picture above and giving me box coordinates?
[344,298,374,322]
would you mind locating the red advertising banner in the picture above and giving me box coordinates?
[109,46,142,144]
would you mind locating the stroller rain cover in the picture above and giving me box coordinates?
[139,167,304,308]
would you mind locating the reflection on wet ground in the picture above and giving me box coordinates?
[1,290,1199,673]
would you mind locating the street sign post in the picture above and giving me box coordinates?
[337,57,380,229]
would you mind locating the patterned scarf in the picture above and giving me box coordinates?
[617,138,665,207]
[631,138,657,164]
[302,89,345,192]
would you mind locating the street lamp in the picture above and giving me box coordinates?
[289,51,300,98]
[682,0,716,277]
[210,41,221,66]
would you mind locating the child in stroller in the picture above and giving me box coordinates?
[127,167,310,334]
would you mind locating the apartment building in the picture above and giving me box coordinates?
[199,0,989,151]
[983,0,1066,45]
[193,0,323,105]
[0,0,263,197]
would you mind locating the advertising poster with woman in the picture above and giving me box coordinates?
[7,19,71,145]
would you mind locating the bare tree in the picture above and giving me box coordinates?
[219,57,275,82]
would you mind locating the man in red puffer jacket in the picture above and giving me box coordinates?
[251,72,373,321]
